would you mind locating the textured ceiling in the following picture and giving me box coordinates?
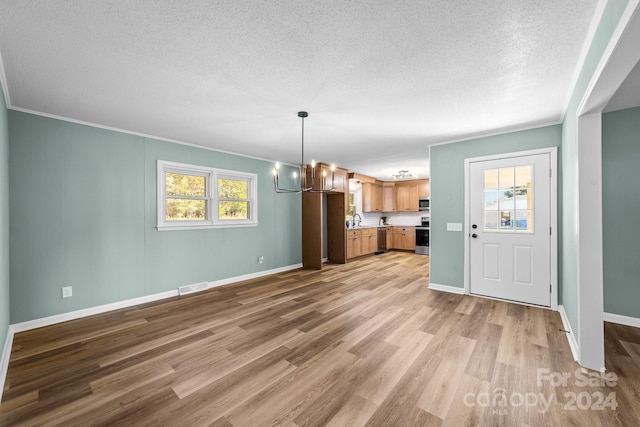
[0,0,601,179]
[604,59,640,113]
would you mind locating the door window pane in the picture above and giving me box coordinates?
[483,166,533,233]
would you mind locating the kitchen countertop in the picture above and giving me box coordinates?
[346,224,418,229]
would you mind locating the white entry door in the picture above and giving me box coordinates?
[468,152,552,307]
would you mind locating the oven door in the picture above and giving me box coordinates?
[415,227,429,254]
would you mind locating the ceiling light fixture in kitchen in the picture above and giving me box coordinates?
[273,111,336,193]
[391,170,415,180]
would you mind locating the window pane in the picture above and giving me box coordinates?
[484,210,498,230]
[515,166,532,188]
[219,201,249,220]
[166,198,207,221]
[500,210,514,230]
[498,168,514,190]
[166,173,206,197]
[218,178,248,199]
[484,169,498,189]
[349,192,355,205]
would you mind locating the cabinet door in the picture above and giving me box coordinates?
[404,228,416,249]
[396,183,418,211]
[346,230,361,259]
[372,183,382,212]
[362,230,377,254]
[417,179,430,198]
[382,183,396,212]
[386,227,393,249]
[362,182,383,212]
[332,169,348,193]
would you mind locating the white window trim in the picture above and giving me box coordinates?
[157,160,258,231]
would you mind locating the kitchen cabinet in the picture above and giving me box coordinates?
[417,179,430,198]
[302,163,349,270]
[395,182,419,212]
[346,227,378,259]
[392,226,416,250]
[362,181,382,212]
[382,183,396,212]
[361,227,378,255]
[346,229,362,259]
[305,162,348,193]
[385,226,393,249]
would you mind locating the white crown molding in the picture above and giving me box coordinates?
[426,119,563,150]
[7,106,297,168]
[560,0,608,121]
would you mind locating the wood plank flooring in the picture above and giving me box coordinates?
[1,251,639,426]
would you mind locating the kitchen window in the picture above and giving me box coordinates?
[157,160,257,230]
[347,191,356,219]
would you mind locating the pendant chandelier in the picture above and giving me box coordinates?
[273,111,336,193]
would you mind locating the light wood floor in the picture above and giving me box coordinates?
[1,251,639,426]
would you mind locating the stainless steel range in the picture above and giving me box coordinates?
[416,216,429,255]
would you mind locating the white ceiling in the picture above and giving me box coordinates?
[604,59,640,113]
[0,0,602,180]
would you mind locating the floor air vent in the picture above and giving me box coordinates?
[178,282,209,296]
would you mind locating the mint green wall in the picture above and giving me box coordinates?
[9,111,302,323]
[602,106,640,318]
[560,0,629,332]
[430,125,561,287]
[0,85,9,350]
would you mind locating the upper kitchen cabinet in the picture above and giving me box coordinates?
[395,181,419,211]
[362,181,382,212]
[382,182,396,212]
[305,163,348,193]
[417,179,430,198]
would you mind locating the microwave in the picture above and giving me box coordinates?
[419,197,430,211]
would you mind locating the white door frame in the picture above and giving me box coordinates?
[464,147,558,310]
[574,0,640,372]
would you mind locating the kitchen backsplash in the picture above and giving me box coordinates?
[360,211,424,226]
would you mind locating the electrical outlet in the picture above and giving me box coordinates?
[258,256,264,264]
[62,286,73,298]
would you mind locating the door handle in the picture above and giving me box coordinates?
[471,233,478,238]
[472,224,477,229]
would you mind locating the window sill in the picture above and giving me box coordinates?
[157,223,258,231]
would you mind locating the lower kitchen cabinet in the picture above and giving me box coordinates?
[391,226,416,251]
[361,228,377,255]
[346,229,361,259]
[346,228,378,259]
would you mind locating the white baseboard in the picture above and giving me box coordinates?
[428,282,466,295]
[603,312,640,328]
[207,263,302,289]
[0,325,14,404]
[10,290,179,334]
[10,263,303,334]
[558,305,579,363]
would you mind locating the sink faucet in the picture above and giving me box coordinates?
[353,213,362,228]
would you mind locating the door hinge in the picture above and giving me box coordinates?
[550,226,552,235]
[550,168,552,178]
[550,284,552,293]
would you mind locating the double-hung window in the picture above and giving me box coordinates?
[157,160,258,230]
